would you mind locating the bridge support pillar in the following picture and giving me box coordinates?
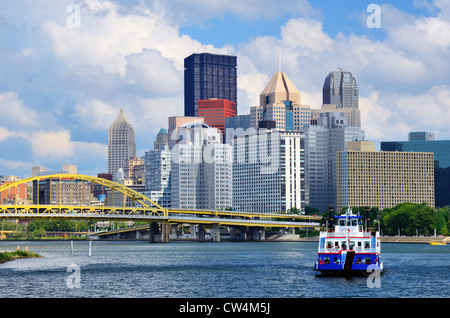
[161,223,170,243]
[230,227,247,241]
[251,227,265,241]
[149,222,158,243]
[149,222,170,243]
[212,224,221,242]
[197,225,206,242]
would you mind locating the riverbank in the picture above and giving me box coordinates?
[0,248,42,264]
[278,234,449,244]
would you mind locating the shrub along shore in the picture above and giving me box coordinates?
[0,247,42,264]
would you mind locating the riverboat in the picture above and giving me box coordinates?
[314,206,383,275]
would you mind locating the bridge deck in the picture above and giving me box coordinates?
[0,205,321,228]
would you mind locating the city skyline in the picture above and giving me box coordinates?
[0,0,449,178]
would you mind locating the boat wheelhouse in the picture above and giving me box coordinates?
[314,206,383,275]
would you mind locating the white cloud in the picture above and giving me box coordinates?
[124,49,183,96]
[281,18,333,53]
[42,0,227,77]
[390,85,450,132]
[360,85,450,142]
[30,130,74,161]
[72,99,118,131]
[0,159,36,174]
[0,127,13,142]
[25,129,106,174]
[0,92,50,129]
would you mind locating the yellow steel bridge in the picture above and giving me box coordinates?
[0,174,321,229]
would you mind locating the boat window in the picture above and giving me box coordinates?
[335,241,339,248]
[349,241,355,250]
[356,257,361,264]
[341,241,347,250]
[326,241,333,248]
[333,257,338,263]
[357,241,362,247]
[351,219,357,226]
[364,241,370,249]
[365,257,371,264]
[324,257,330,264]
[340,220,345,226]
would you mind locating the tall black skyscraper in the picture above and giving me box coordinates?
[184,53,237,117]
[322,70,359,109]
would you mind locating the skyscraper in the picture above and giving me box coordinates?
[250,70,310,131]
[232,130,305,213]
[184,53,237,117]
[381,132,450,207]
[153,128,169,150]
[322,70,359,109]
[337,141,435,210]
[145,147,172,208]
[304,112,365,212]
[171,122,232,210]
[198,98,237,138]
[107,109,136,179]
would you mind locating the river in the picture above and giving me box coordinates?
[0,240,448,300]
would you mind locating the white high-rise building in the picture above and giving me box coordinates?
[232,129,305,213]
[107,109,136,179]
[171,122,232,210]
[144,147,172,208]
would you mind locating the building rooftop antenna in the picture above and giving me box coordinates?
[278,46,282,72]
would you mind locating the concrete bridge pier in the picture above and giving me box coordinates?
[251,227,265,241]
[230,226,247,241]
[230,226,265,241]
[212,224,221,242]
[197,225,206,242]
[149,222,170,243]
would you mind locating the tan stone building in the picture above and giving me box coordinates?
[250,70,310,131]
[336,141,435,211]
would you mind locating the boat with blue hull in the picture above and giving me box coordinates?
[314,206,383,276]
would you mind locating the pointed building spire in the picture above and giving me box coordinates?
[278,46,282,73]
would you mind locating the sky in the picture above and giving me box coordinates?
[0,0,449,178]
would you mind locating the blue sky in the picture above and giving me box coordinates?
[0,0,449,178]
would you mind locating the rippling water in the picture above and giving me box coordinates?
[0,240,449,298]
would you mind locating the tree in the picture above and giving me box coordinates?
[304,206,319,215]
[380,202,446,236]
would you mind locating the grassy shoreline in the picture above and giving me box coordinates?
[0,249,42,264]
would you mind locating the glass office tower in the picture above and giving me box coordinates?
[322,70,359,109]
[184,53,237,117]
[381,133,450,207]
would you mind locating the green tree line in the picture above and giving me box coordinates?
[381,203,449,236]
[319,203,450,236]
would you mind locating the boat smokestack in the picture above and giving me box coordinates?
[365,206,371,231]
[328,205,334,231]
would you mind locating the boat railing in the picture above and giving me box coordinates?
[322,231,372,237]
[319,246,374,253]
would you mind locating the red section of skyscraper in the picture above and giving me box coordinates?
[198,99,237,137]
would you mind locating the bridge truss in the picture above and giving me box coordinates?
[0,174,320,228]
